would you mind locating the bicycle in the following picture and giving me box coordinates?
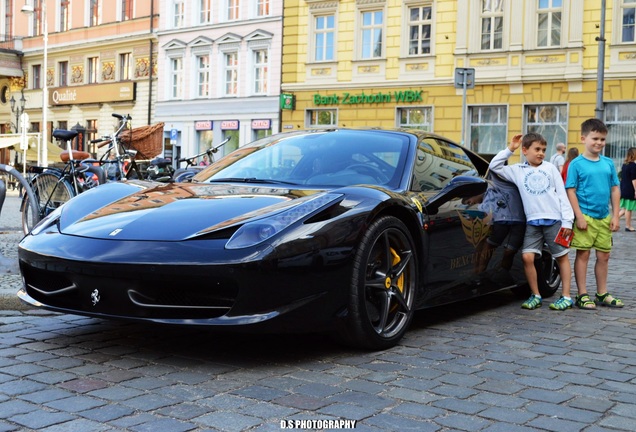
[21,128,106,234]
[173,137,229,182]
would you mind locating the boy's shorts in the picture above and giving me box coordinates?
[522,222,569,258]
[571,214,612,253]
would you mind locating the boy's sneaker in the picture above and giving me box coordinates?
[549,296,573,311]
[521,294,542,310]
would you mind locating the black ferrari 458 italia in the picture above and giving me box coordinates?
[18,129,560,349]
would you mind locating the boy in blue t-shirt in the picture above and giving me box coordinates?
[566,118,623,309]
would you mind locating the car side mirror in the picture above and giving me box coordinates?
[425,176,488,215]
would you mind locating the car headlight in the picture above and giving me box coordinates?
[225,193,343,249]
[30,205,64,236]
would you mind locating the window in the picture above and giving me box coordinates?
[32,65,41,89]
[119,53,131,80]
[481,0,503,50]
[407,5,432,55]
[58,61,68,86]
[537,0,561,47]
[87,119,98,155]
[200,0,212,23]
[621,0,636,43]
[224,52,238,96]
[196,54,210,97]
[314,14,335,62]
[256,0,269,17]
[4,1,12,39]
[307,109,337,127]
[121,0,133,21]
[525,104,567,158]
[604,103,636,169]
[87,57,99,84]
[57,121,68,131]
[170,57,183,99]
[173,0,185,27]
[60,0,70,31]
[360,10,383,59]
[228,0,240,20]
[89,0,100,27]
[253,49,268,94]
[397,107,432,131]
[31,0,43,36]
[412,138,476,191]
[469,106,508,155]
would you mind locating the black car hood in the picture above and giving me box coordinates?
[60,182,323,241]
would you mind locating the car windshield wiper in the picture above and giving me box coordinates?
[207,178,298,185]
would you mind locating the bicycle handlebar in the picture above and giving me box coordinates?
[177,137,230,164]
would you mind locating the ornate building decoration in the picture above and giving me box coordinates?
[71,66,84,84]
[102,62,115,81]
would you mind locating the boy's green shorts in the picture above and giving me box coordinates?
[571,214,612,253]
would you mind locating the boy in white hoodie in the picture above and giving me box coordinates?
[489,133,575,310]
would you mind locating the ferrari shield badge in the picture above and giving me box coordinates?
[91,289,101,306]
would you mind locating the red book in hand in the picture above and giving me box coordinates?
[554,227,573,247]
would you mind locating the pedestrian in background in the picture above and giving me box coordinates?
[619,147,636,232]
[566,118,623,309]
[550,142,567,173]
[489,132,574,311]
[561,147,579,183]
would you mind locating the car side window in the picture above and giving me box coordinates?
[411,138,479,191]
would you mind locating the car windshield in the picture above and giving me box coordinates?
[196,130,410,188]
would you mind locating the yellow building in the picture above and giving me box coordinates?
[281,0,636,167]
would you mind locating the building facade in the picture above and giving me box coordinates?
[281,0,636,168]
[154,0,282,163]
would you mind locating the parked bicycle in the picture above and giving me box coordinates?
[20,128,106,234]
[173,137,230,182]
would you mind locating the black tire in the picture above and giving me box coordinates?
[536,251,561,298]
[340,216,418,350]
[22,173,74,234]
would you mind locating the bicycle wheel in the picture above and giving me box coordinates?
[22,172,74,234]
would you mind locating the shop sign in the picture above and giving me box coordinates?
[280,93,295,110]
[195,120,213,130]
[221,120,239,130]
[313,90,423,106]
[251,119,271,130]
[49,82,135,106]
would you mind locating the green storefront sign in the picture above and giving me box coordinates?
[313,90,423,106]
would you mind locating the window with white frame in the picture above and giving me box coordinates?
[196,54,210,97]
[58,61,68,86]
[604,103,636,169]
[173,0,185,27]
[60,0,70,31]
[30,0,43,36]
[407,4,432,55]
[397,107,432,130]
[307,109,337,127]
[170,57,183,99]
[621,0,636,43]
[121,0,133,21]
[253,49,268,94]
[256,0,270,17]
[525,104,567,158]
[228,0,240,21]
[87,57,99,84]
[481,0,503,50]
[537,0,561,47]
[119,53,131,80]
[32,65,41,89]
[224,52,238,96]
[360,9,384,59]
[200,0,212,24]
[469,106,508,154]
[313,14,335,62]
[89,0,100,27]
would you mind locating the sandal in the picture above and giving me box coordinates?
[575,294,596,310]
[595,293,624,308]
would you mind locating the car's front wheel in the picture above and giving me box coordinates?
[340,216,417,350]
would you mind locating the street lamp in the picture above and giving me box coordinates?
[9,92,27,133]
[21,0,48,167]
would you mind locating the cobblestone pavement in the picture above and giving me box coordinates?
[1,191,636,431]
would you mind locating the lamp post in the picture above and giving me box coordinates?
[9,92,26,133]
[21,0,48,167]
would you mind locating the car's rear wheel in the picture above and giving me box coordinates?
[340,216,417,350]
[511,251,561,298]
